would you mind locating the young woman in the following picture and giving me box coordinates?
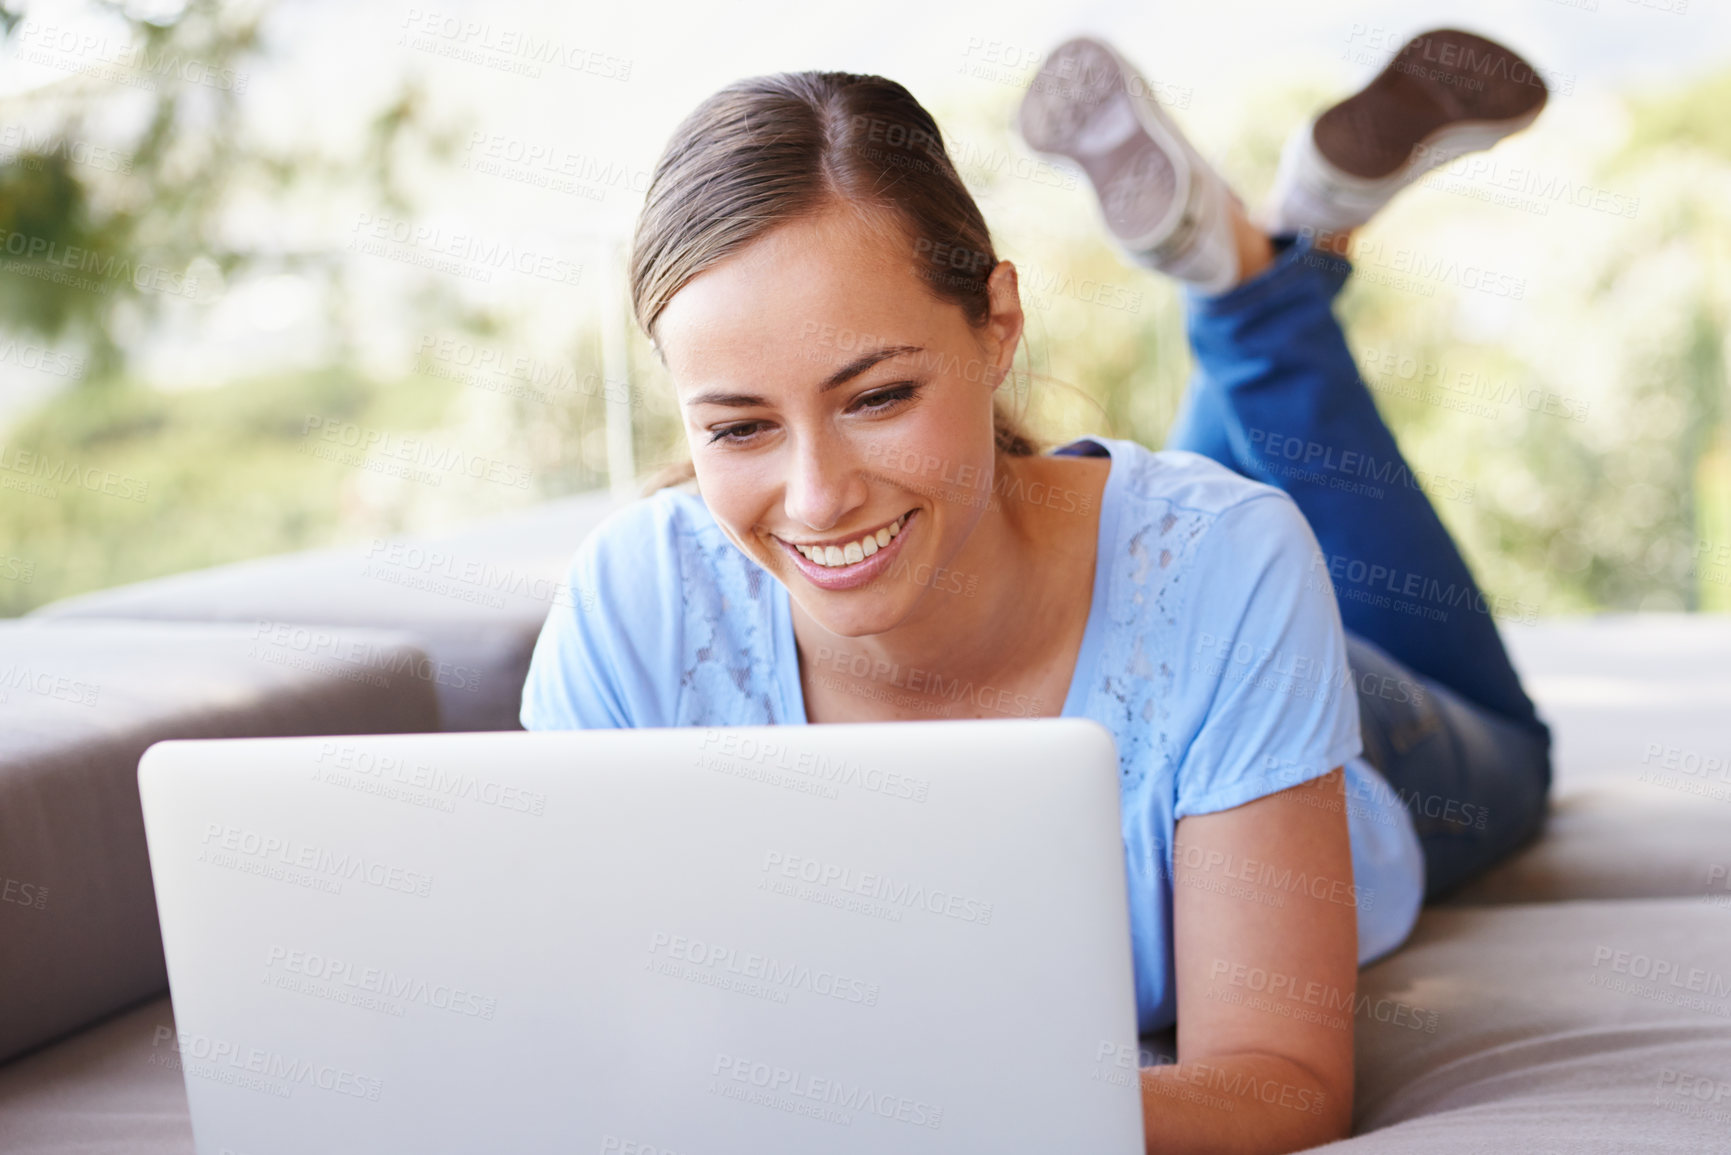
[523,28,1554,1154]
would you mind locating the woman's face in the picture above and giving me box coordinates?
[655,203,1023,639]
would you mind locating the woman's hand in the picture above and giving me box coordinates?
[1142,768,1358,1154]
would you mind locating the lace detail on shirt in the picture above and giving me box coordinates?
[669,495,782,726]
[1077,447,1216,790]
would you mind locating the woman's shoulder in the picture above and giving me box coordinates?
[575,483,729,569]
[566,483,775,618]
[535,483,784,728]
[1077,441,1357,815]
[1096,438,1292,522]
[634,487,786,724]
[1076,438,1311,572]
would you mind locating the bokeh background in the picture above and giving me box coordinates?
[2,0,1727,622]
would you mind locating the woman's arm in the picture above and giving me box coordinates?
[1142,768,1358,1154]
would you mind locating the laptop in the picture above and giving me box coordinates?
[138,719,1146,1154]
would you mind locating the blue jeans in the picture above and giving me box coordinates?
[1168,231,1552,900]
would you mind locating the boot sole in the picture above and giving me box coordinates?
[1017,37,1190,251]
[1316,28,1549,179]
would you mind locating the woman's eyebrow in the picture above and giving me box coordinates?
[687,344,925,408]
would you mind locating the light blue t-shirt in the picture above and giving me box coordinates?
[520,435,1424,1032]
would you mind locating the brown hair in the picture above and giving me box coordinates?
[627,70,1041,497]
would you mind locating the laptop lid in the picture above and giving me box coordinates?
[139,719,1145,1154]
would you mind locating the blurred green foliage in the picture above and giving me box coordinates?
[0,13,1727,622]
[0,0,455,371]
[0,368,459,615]
[0,0,265,374]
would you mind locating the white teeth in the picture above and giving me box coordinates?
[792,512,910,568]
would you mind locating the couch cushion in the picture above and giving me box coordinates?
[0,996,188,1155]
[1316,899,1731,1151]
[0,620,439,1066]
[28,491,621,732]
[1445,616,1731,906]
[1134,899,1731,1150]
[1444,778,1731,906]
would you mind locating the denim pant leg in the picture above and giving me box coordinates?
[1167,231,1548,745]
[1345,633,1550,900]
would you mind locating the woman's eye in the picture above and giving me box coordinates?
[853,383,920,413]
[705,384,920,446]
[707,422,765,445]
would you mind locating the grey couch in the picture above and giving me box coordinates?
[28,491,619,733]
[3,490,1728,1152]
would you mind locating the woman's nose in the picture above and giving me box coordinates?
[782,434,865,532]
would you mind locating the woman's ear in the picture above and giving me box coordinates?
[984,260,1025,390]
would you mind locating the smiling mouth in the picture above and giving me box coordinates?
[775,510,913,568]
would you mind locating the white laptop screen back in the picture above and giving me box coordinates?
[139,719,1145,1154]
